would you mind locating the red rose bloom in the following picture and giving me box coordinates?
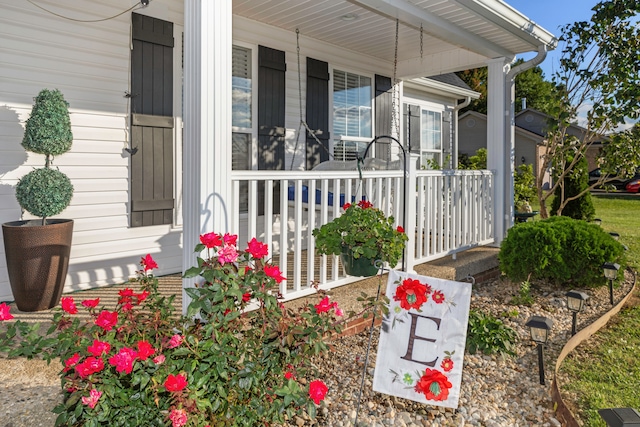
[64,353,81,372]
[164,373,188,392]
[75,357,105,378]
[441,358,454,372]
[314,296,333,314]
[61,297,78,314]
[414,368,452,401]
[95,310,118,331]
[141,254,158,271]
[308,380,328,405]
[109,347,137,374]
[81,298,100,308]
[200,232,222,249]
[223,233,238,246]
[87,340,111,357]
[263,265,286,283]
[284,372,294,380]
[394,278,430,310]
[136,340,155,361]
[0,303,14,321]
[247,238,269,258]
[432,290,445,304]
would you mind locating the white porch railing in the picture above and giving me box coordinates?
[229,165,494,302]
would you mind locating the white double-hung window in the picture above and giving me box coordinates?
[332,70,372,161]
[420,110,442,168]
[232,45,253,211]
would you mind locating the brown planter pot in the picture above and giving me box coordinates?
[2,219,73,312]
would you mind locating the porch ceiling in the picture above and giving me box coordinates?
[232,0,557,78]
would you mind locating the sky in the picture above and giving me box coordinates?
[507,0,600,79]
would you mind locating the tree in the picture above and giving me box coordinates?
[537,0,640,218]
[550,154,595,221]
[457,61,560,116]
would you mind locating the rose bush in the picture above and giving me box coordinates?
[0,233,358,427]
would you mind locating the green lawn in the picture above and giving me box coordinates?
[558,194,640,426]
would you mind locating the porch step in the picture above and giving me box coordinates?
[414,246,500,283]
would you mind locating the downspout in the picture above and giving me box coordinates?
[452,96,472,169]
[503,44,548,230]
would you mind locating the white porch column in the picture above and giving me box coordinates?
[486,58,512,245]
[182,0,233,313]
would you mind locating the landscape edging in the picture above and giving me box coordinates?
[552,269,638,426]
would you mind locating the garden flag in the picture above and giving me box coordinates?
[373,270,472,409]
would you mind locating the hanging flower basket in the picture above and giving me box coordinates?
[340,247,379,277]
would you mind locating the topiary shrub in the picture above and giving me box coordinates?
[16,89,74,224]
[499,216,625,287]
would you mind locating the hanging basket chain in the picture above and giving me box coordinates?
[391,19,400,144]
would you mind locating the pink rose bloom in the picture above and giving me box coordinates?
[169,409,188,427]
[200,232,222,249]
[263,265,286,284]
[309,380,328,405]
[141,254,158,271]
[223,233,238,246]
[167,334,183,349]
[75,357,105,378]
[314,296,333,314]
[247,238,269,258]
[95,310,118,331]
[153,354,166,365]
[60,297,78,314]
[81,298,100,308]
[81,388,102,409]
[136,340,155,361]
[108,347,137,374]
[217,244,239,265]
[334,307,344,317]
[87,340,111,357]
[0,302,14,321]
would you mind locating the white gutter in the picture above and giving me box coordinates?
[456,0,558,49]
[451,96,472,168]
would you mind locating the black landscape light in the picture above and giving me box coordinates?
[598,408,640,426]
[565,290,589,336]
[603,262,620,306]
[609,232,620,241]
[594,218,602,226]
[524,315,553,385]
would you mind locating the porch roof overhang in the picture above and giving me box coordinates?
[232,0,557,78]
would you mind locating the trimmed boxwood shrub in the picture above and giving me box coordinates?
[499,216,625,287]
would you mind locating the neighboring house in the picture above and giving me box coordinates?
[459,110,551,188]
[515,109,604,172]
[0,0,556,305]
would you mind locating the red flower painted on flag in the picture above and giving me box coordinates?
[432,290,445,304]
[441,358,454,372]
[394,278,430,310]
[414,368,452,401]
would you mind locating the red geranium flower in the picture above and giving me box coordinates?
[141,254,158,271]
[394,278,430,310]
[0,303,14,321]
[200,232,222,249]
[264,264,286,283]
[441,358,454,372]
[357,199,373,209]
[81,298,100,308]
[95,310,118,331]
[397,225,405,233]
[342,202,351,210]
[247,238,269,258]
[308,380,328,405]
[414,368,452,401]
[61,297,78,314]
[432,290,445,304]
[164,373,188,392]
[87,340,111,357]
[242,292,252,303]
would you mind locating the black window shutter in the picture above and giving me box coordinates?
[305,57,330,170]
[403,104,421,154]
[375,74,393,160]
[257,46,286,214]
[130,13,174,227]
